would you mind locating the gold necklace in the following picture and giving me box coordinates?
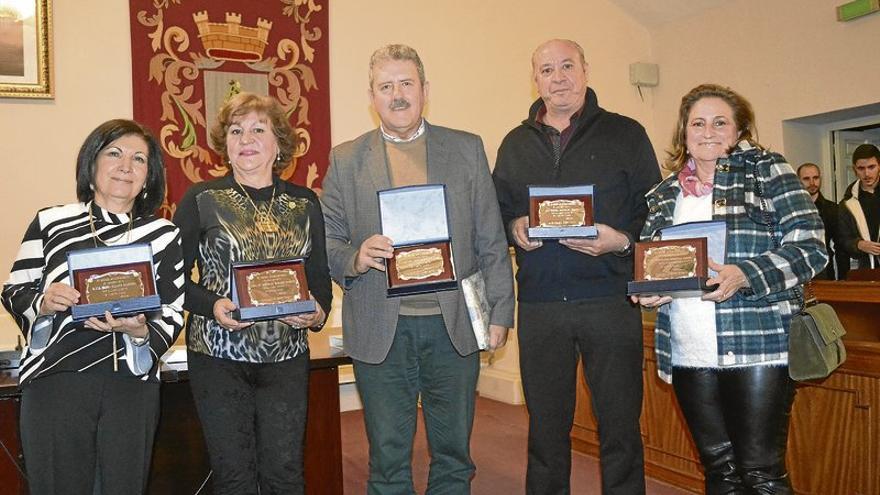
[236,179,279,233]
[88,202,133,247]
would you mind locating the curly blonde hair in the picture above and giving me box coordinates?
[665,84,757,172]
[210,92,300,174]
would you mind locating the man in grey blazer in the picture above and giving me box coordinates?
[321,44,515,493]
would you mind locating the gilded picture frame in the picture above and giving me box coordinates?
[0,0,53,98]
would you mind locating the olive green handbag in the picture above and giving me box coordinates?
[787,285,847,381]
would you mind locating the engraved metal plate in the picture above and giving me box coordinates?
[395,248,445,281]
[246,269,301,306]
[643,245,697,280]
[537,199,586,227]
[84,270,145,304]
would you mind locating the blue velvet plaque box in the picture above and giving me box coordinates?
[230,257,316,321]
[378,184,457,297]
[627,220,726,297]
[527,184,597,239]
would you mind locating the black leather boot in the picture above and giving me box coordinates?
[672,368,747,495]
[720,366,796,495]
[700,441,746,495]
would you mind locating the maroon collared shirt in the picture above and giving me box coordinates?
[536,105,583,167]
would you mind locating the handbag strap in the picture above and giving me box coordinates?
[754,164,812,307]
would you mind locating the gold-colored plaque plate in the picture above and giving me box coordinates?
[247,269,301,306]
[84,271,145,304]
[396,248,445,281]
[643,245,697,280]
[538,199,585,227]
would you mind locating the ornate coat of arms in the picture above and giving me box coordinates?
[129,0,330,217]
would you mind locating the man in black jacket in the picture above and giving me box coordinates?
[493,39,660,495]
[838,144,880,273]
[797,162,846,279]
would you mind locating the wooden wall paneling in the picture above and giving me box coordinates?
[304,367,344,494]
[641,347,702,493]
[0,396,26,494]
[788,371,879,495]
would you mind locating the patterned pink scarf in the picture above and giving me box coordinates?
[678,158,713,197]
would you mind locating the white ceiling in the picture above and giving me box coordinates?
[608,0,730,28]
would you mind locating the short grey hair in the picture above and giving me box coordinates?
[531,39,587,71]
[369,44,426,88]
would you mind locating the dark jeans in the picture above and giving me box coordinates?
[518,298,645,495]
[20,371,160,495]
[673,366,796,494]
[188,350,310,495]
[353,315,480,495]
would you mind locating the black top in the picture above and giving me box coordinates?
[173,175,332,363]
[493,88,661,302]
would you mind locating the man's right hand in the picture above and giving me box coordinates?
[857,239,880,256]
[511,216,542,251]
[355,234,394,274]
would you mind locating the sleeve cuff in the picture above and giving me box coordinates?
[123,333,154,376]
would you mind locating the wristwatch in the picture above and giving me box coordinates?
[615,234,634,256]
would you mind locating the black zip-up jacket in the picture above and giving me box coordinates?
[493,89,660,302]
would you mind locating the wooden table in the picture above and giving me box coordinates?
[0,333,350,495]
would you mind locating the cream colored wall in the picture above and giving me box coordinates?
[0,0,653,347]
[328,0,655,160]
[649,0,880,163]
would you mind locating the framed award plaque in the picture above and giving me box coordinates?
[626,220,727,297]
[378,184,457,297]
[67,244,161,321]
[230,257,316,321]
[527,184,597,239]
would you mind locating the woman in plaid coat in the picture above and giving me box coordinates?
[632,84,827,494]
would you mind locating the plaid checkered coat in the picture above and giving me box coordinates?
[641,142,828,383]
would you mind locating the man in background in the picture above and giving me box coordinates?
[797,162,844,279]
[838,144,880,273]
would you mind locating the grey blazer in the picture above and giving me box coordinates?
[321,122,515,363]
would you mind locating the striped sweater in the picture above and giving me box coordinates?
[2,202,185,385]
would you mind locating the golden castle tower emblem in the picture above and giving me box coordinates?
[192,11,273,62]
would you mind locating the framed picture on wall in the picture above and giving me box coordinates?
[0,0,52,98]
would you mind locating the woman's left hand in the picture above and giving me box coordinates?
[703,259,750,303]
[278,298,326,330]
[84,311,149,339]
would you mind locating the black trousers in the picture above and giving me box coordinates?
[20,371,160,495]
[519,297,645,495]
[673,366,796,495]
[188,351,310,495]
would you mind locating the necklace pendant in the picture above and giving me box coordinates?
[255,213,279,233]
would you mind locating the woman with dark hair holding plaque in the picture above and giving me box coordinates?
[632,84,827,494]
[173,92,331,494]
[1,119,185,494]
